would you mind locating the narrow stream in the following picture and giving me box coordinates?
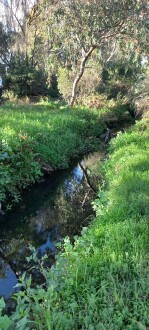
[0,150,105,302]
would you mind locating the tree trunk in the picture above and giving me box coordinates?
[79,162,97,193]
[69,45,96,107]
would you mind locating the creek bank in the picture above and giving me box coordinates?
[0,106,135,320]
[15,110,149,329]
[0,100,134,210]
[0,114,134,316]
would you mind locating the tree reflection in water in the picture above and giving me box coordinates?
[0,150,103,300]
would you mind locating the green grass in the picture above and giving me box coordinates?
[0,100,107,207]
[6,113,149,329]
[0,100,130,208]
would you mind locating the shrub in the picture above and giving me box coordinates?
[4,55,49,98]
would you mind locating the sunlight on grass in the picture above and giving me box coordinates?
[0,101,110,206]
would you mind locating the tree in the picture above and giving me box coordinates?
[46,0,149,106]
[0,22,11,68]
[0,0,58,97]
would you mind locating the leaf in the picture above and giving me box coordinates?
[0,153,9,160]
[0,298,5,312]
[15,316,29,330]
[0,315,12,330]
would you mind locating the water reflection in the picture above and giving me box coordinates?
[0,258,18,299]
[37,231,57,256]
[0,151,104,300]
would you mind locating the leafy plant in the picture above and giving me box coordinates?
[0,298,13,330]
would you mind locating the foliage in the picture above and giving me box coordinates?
[99,47,147,99]
[77,60,100,99]
[49,0,146,64]
[57,68,73,101]
[1,0,56,98]
[4,54,49,97]
[48,73,60,98]
[0,298,12,330]
[79,94,107,109]
[45,0,148,105]
[1,100,121,207]
[1,1,148,103]
[128,68,149,118]
[0,22,11,70]
[58,63,100,102]
[1,105,149,329]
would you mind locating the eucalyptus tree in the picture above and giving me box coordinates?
[46,0,149,106]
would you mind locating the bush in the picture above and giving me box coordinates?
[78,94,107,109]
[4,55,58,98]
[128,69,149,118]
[57,67,73,101]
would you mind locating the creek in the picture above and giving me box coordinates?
[0,149,105,303]
[0,115,134,310]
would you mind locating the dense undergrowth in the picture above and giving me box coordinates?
[0,100,129,208]
[1,108,149,329]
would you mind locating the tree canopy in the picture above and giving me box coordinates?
[0,0,148,102]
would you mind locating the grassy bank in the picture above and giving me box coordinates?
[0,100,130,208]
[3,110,149,329]
[0,101,103,208]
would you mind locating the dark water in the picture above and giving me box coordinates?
[0,151,104,301]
